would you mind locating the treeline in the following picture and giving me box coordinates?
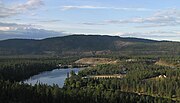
[79,64,125,76]
[0,80,176,103]
[0,57,78,81]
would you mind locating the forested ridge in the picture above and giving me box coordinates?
[0,35,180,56]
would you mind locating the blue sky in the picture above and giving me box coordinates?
[0,0,180,41]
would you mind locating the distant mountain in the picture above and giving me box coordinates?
[0,35,179,56]
[0,28,66,40]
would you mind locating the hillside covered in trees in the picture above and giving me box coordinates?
[0,35,179,56]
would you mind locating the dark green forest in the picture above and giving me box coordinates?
[0,56,179,103]
[0,35,180,56]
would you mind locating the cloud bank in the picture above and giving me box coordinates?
[0,0,44,18]
[60,5,152,11]
[106,9,180,27]
[115,30,180,41]
[0,22,66,40]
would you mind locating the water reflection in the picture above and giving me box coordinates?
[24,68,80,87]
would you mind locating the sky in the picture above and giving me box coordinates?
[0,0,180,41]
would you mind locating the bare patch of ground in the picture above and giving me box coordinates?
[75,58,118,65]
[155,60,175,68]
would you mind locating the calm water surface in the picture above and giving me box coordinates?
[24,68,81,87]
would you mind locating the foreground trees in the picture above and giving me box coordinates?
[0,56,179,103]
[0,80,175,103]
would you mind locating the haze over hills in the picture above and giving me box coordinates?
[0,27,66,40]
[0,35,179,56]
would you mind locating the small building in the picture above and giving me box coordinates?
[158,75,167,78]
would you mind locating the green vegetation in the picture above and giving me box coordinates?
[0,56,179,103]
[0,80,175,103]
[77,56,180,101]
[0,35,179,56]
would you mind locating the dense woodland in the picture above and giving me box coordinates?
[0,80,175,103]
[0,56,179,103]
[78,57,180,101]
[0,35,180,56]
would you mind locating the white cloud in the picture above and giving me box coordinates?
[73,8,180,27]
[112,30,180,41]
[82,22,105,26]
[115,31,180,38]
[107,16,177,24]
[0,0,44,18]
[0,22,66,40]
[16,0,44,11]
[60,5,152,11]
[0,27,11,31]
[0,6,18,18]
[61,5,106,11]
[0,22,37,31]
[106,9,180,27]
[38,20,62,23]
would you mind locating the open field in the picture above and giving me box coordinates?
[75,58,118,65]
